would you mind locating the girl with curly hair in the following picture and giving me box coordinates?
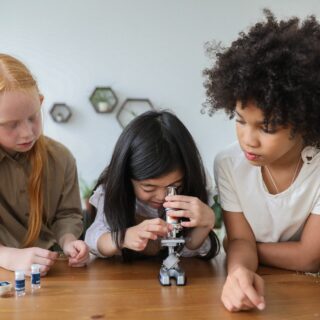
[203,10,320,312]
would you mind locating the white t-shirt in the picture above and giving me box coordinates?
[85,184,213,257]
[214,142,320,242]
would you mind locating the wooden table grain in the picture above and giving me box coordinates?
[0,253,319,320]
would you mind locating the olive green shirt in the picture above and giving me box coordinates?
[0,136,83,249]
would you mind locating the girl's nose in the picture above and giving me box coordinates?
[19,121,33,138]
[241,127,260,148]
[155,188,167,202]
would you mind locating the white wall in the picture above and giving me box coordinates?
[1,0,319,186]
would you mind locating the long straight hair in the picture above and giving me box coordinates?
[0,53,47,247]
[96,110,208,249]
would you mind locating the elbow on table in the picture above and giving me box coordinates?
[300,256,320,273]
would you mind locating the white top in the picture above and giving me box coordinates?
[85,184,213,258]
[214,142,320,242]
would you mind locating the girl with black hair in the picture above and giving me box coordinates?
[85,110,219,260]
[204,9,320,312]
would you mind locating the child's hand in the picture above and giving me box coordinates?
[221,266,265,312]
[164,195,215,229]
[123,218,172,251]
[63,240,90,267]
[1,247,58,276]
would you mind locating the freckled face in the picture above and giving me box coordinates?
[131,169,184,209]
[0,89,43,155]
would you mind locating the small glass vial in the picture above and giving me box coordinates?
[165,186,178,225]
[15,270,25,297]
[31,264,41,289]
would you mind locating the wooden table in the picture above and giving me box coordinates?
[0,253,319,320]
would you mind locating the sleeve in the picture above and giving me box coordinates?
[204,167,214,207]
[51,156,83,242]
[213,154,242,213]
[84,185,111,257]
[180,236,211,257]
[311,190,320,214]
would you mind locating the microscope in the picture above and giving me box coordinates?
[159,186,186,286]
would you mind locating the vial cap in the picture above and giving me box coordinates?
[15,270,25,280]
[31,264,40,273]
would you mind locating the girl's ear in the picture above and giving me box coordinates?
[39,94,44,105]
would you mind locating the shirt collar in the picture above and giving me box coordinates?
[0,147,6,162]
[0,146,28,163]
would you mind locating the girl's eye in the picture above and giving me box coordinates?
[5,122,18,130]
[141,187,155,193]
[261,126,277,134]
[235,119,245,125]
[29,112,40,123]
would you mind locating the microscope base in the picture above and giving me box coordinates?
[159,266,186,286]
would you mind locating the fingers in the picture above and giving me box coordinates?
[164,200,192,211]
[68,255,88,266]
[165,195,196,203]
[34,247,59,260]
[73,241,89,259]
[180,220,196,228]
[166,210,196,227]
[222,268,265,312]
[62,242,78,258]
[141,218,172,236]
[166,210,191,219]
[254,273,265,297]
[166,210,197,228]
[68,261,87,267]
[238,274,265,310]
[164,196,202,218]
[131,238,149,251]
[39,265,50,276]
[253,275,266,310]
[64,241,90,266]
[164,195,201,210]
[139,230,158,241]
[69,247,79,258]
[222,297,253,312]
[34,256,57,267]
[144,223,170,237]
[32,248,58,268]
[226,279,255,311]
[166,204,214,229]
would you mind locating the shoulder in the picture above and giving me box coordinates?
[89,184,105,208]
[213,142,256,184]
[214,142,243,170]
[44,136,76,164]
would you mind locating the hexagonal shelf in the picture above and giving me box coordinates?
[116,98,155,128]
[89,87,118,113]
[50,103,72,123]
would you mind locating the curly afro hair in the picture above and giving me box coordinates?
[203,9,320,147]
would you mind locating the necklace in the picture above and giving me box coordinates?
[264,157,301,194]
